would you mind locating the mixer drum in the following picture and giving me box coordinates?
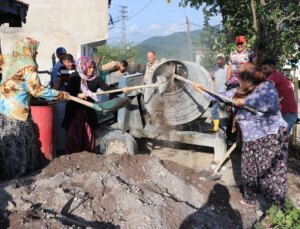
[144,60,213,126]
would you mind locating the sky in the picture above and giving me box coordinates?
[108,0,221,44]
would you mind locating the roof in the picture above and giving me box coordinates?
[0,0,29,27]
[11,0,29,7]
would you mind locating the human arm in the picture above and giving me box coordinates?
[50,63,60,88]
[226,65,231,80]
[193,82,235,102]
[24,67,69,100]
[52,76,61,90]
[226,55,233,80]
[243,81,279,113]
[249,50,256,64]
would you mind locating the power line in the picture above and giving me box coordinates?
[190,22,203,28]
[127,0,154,20]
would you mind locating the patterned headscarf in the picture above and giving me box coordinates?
[76,56,96,81]
[76,56,98,101]
[1,37,39,82]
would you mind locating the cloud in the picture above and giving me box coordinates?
[128,24,139,33]
[146,23,185,36]
[147,23,161,30]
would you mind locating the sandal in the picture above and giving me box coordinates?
[239,199,256,208]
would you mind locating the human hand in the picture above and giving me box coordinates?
[123,86,129,94]
[61,92,70,100]
[193,83,203,92]
[233,98,245,107]
[78,93,87,99]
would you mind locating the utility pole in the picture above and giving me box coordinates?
[119,5,128,59]
[185,16,193,62]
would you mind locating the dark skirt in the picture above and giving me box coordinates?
[65,110,96,154]
[0,113,37,180]
[241,127,288,209]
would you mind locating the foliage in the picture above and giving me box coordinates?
[193,25,229,70]
[254,198,300,229]
[177,0,300,68]
[94,42,139,65]
[135,30,201,64]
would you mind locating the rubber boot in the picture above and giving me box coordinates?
[209,119,219,132]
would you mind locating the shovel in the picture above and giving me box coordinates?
[96,74,171,95]
[198,142,237,180]
[69,95,103,111]
[173,74,262,115]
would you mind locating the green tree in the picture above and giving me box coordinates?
[194,25,227,70]
[177,0,300,68]
[94,42,139,65]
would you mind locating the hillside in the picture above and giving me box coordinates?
[135,29,201,64]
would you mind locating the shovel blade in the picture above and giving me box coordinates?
[156,74,174,94]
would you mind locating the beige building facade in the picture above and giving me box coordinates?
[0,0,109,85]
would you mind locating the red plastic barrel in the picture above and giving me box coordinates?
[31,103,55,164]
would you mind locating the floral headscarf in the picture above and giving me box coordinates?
[76,56,97,81]
[1,37,39,82]
[76,56,99,101]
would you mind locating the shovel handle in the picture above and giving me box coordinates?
[174,74,232,103]
[174,74,261,115]
[96,84,158,95]
[214,143,237,172]
[69,95,102,111]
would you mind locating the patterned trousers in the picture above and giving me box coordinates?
[241,127,288,209]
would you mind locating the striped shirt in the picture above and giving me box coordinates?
[57,65,75,91]
[228,49,256,78]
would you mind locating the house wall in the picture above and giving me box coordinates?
[0,0,108,85]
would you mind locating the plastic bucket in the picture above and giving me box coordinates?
[31,103,55,164]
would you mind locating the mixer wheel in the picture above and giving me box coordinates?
[100,130,137,155]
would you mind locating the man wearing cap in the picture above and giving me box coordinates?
[51,47,67,88]
[210,53,228,132]
[226,36,256,90]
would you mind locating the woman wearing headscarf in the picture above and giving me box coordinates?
[194,63,288,213]
[62,56,128,154]
[0,37,70,179]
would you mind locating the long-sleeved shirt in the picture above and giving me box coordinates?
[0,66,64,121]
[62,73,101,130]
[203,81,287,142]
[50,61,63,87]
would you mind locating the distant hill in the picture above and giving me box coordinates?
[135,29,201,64]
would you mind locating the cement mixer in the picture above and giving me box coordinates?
[101,60,228,161]
[144,59,213,126]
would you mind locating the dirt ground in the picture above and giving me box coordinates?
[0,142,299,229]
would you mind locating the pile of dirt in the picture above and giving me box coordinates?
[0,152,262,229]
